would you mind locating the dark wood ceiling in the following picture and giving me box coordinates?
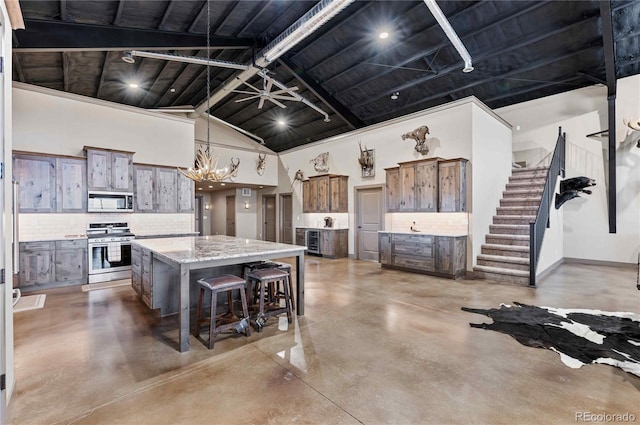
[12,0,640,152]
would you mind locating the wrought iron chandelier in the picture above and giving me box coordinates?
[179,0,237,183]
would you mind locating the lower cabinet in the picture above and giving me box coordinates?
[19,239,88,291]
[131,244,142,296]
[295,228,348,258]
[378,232,466,279]
[295,228,306,246]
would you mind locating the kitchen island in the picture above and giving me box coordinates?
[132,235,306,352]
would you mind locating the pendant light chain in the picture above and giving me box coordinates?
[205,0,211,154]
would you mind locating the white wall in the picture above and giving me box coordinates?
[235,188,258,239]
[13,84,195,167]
[497,77,640,265]
[470,104,513,268]
[209,189,235,236]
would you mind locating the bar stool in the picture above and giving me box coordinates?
[195,274,250,349]
[242,261,295,311]
[267,261,295,312]
[246,268,293,331]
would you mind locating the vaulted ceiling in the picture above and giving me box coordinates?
[12,0,640,152]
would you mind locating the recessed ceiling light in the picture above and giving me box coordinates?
[170,88,176,93]
[259,186,263,189]
[220,183,226,186]
[198,187,203,190]
[208,185,213,188]
[277,119,286,126]
[390,92,399,100]
[379,31,389,39]
[128,83,139,89]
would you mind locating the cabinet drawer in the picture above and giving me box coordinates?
[21,241,55,251]
[392,234,434,244]
[393,242,433,257]
[393,254,434,271]
[55,239,87,250]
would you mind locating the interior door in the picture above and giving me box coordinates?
[280,193,293,244]
[263,195,276,242]
[226,195,236,237]
[356,187,384,261]
[194,195,203,235]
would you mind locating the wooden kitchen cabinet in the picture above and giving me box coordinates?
[385,167,401,212]
[18,242,56,288]
[415,158,438,212]
[295,228,306,246]
[435,236,467,278]
[13,154,57,213]
[154,167,177,213]
[56,157,87,213]
[320,229,348,258]
[378,232,391,264]
[177,172,195,212]
[131,244,142,296]
[302,174,349,213]
[438,158,468,212]
[141,247,153,308]
[55,240,87,284]
[133,165,155,212]
[399,162,416,211]
[85,147,134,192]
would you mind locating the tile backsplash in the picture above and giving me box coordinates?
[19,213,195,241]
[387,212,469,236]
[304,213,349,229]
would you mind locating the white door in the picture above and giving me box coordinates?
[356,187,384,261]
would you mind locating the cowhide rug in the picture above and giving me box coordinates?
[462,302,640,377]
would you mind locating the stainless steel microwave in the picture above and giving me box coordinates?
[87,191,134,212]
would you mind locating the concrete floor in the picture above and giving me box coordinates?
[9,258,640,424]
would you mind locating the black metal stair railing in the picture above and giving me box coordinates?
[529,127,566,287]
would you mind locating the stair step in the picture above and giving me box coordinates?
[512,166,549,174]
[489,224,530,235]
[500,198,542,207]
[477,254,530,271]
[505,181,547,190]
[481,244,530,258]
[473,266,530,285]
[502,188,544,199]
[509,170,549,180]
[486,234,530,246]
[496,206,539,216]
[492,215,536,225]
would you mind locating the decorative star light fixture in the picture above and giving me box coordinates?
[178,0,237,183]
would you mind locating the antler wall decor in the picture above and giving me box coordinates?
[357,141,374,177]
[256,153,267,176]
[401,125,430,155]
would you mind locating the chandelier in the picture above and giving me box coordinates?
[178,0,238,183]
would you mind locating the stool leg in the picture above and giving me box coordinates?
[227,290,235,317]
[195,287,204,337]
[239,287,251,337]
[258,280,266,333]
[209,291,218,349]
[287,273,295,312]
[283,276,292,324]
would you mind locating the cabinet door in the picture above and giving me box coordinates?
[131,244,142,295]
[329,176,348,213]
[435,236,453,275]
[320,230,334,257]
[55,248,87,284]
[141,249,152,308]
[302,181,310,213]
[154,167,178,213]
[439,160,467,212]
[111,152,134,192]
[416,160,438,212]
[56,157,87,212]
[385,168,401,212]
[13,155,57,213]
[316,176,330,212]
[87,149,111,191]
[134,165,155,212]
[19,250,55,286]
[379,233,391,264]
[177,172,195,212]
[295,229,306,246]
[399,163,416,211]
[308,178,318,211]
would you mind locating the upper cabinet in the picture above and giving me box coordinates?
[85,147,133,192]
[438,159,468,212]
[56,157,87,213]
[177,172,195,213]
[385,157,466,213]
[133,165,155,212]
[154,167,177,213]
[13,154,57,213]
[303,174,349,213]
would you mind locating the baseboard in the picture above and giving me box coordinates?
[349,253,356,259]
[535,257,564,282]
[563,257,635,269]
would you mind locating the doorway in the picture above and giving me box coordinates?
[355,186,384,261]
[226,195,236,237]
[194,195,203,235]
[280,193,293,244]
[262,195,276,242]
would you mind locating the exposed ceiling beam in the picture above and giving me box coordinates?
[139,52,191,108]
[60,0,68,22]
[95,51,113,99]
[278,57,364,130]
[158,1,176,31]
[234,1,272,37]
[62,51,70,92]
[599,0,617,97]
[484,76,583,104]
[12,53,26,82]
[187,1,208,34]
[13,19,256,52]
[576,71,606,85]
[113,0,126,25]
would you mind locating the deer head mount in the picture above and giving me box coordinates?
[291,169,305,190]
[229,157,240,178]
[256,153,267,176]
[623,117,640,131]
[358,141,374,177]
[310,152,330,173]
[401,125,430,155]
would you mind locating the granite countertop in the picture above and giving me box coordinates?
[20,235,88,242]
[378,230,468,237]
[133,235,306,264]
[135,232,200,239]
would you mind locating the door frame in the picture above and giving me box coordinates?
[262,194,276,241]
[279,192,293,244]
[353,184,386,260]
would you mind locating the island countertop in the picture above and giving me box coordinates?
[133,235,306,265]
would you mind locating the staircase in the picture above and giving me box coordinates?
[474,166,549,285]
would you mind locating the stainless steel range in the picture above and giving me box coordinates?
[87,222,135,283]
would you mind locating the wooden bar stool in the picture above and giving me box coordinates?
[246,268,293,332]
[267,261,295,312]
[242,261,294,310]
[195,274,250,349]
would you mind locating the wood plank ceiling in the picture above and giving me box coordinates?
[12,0,640,152]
